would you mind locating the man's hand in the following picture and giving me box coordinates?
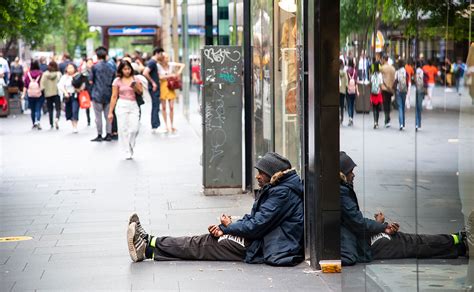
[152,82,158,92]
[374,212,385,223]
[220,214,232,227]
[384,222,400,235]
[208,224,223,238]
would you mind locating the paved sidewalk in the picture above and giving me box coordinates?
[0,95,339,291]
[340,86,473,291]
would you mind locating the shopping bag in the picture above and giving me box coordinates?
[78,90,91,109]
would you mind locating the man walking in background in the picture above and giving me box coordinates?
[90,46,116,142]
[143,47,163,133]
[380,55,395,128]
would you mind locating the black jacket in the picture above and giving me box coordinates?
[220,169,304,266]
[340,180,387,266]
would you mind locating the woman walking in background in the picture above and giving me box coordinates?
[345,58,359,126]
[40,61,62,130]
[22,60,43,130]
[108,60,143,160]
[58,63,80,133]
[339,59,348,125]
[370,62,383,129]
[158,52,184,133]
[415,61,425,131]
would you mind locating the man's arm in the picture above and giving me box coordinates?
[219,189,291,239]
[341,194,387,235]
[143,65,158,92]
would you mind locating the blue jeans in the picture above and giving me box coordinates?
[28,95,45,125]
[416,89,424,128]
[65,94,79,121]
[346,94,356,119]
[150,88,161,129]
[396,91,407,127]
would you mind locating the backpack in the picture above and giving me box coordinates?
[454,65,464,79]
[416,69,424,91]
[370,73,380,95]
[397,68,408,93]
[27,72,42,98]
[347,70,357,94]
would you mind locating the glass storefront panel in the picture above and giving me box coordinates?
[273,0,302,172]
[341,1,472,290]
[252,0,274,176]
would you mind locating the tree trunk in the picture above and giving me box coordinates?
[161,0,172,56]
[172,0,179,62]
[3,38,15,56]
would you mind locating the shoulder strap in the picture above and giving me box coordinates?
[34,74,40,82]
[27,71,32,81]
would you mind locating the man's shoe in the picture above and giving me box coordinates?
[127,222,146,262]
[104,134,112,142]
[91,135,103,142]
[129,213,149,241]
[111,134,119,141]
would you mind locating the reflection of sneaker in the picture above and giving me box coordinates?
[129,213,148,241]
[127,222,146,262]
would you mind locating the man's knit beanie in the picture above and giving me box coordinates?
[340,151,357,175]
[255,152,292,177]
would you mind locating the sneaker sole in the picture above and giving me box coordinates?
[127,222,139,262]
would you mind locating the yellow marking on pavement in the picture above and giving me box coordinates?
[0,236,33,242]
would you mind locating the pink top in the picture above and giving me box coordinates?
[112,77,141,101]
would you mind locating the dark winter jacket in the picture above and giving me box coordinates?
[220,169,304,266]
[340,175,387,266]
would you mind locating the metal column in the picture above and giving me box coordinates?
[205,0,213,45]
[243,0,253,192]
[217,0,230,45]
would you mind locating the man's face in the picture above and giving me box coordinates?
[346,169,355,184]
[256,170,271,188]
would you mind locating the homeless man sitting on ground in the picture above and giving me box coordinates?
[340,151,469,266]
[127,152,305,266]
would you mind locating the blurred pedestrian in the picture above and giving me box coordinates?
[422,60,438,110]
[191,58,203,108]
[90,47,115,142]
[394,59,408,130]
[339,59,348,125]
[158,53,184,133]
[345,58,358,127]
[380,55,396,128]
[453,58,466,96]
[370,61,383,129]
[22,60,44,130]
[58,63,80,133]
[39,57,48,72]
[40,61,62,130]
[415,60,425,131]
[82,58,94,126]
[405,58,414,109]
[59,53,73,74]
[8,57,24,101]
[143,47,163,133]
[467,43,474,102]
[0,52,10,84]
[108,60,143,160]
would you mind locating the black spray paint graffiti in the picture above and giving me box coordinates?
[205,89,227,163]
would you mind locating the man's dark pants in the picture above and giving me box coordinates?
[147,234,246,261]
[150,89,161,129]
[372,232,460,260]
[381,90,392,125]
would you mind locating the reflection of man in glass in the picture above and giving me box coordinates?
[340,152,469,266]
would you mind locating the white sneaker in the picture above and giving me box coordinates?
[73,128,78,134]
[426,100,433,110]
[157,128,167,134]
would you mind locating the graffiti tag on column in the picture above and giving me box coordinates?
[205,89,227,163]
[203,48,242,64]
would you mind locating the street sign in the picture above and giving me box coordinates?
[108,27,157,36]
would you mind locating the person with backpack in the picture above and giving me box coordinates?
[380,55,396,128]
[58,63,81,133]
[370,62,383,129]
[40,61,62,130]
[22,60,44,130]
[339,60,348,125]
[346,58,359,126]
[394,60,409,130]
[453,58,466,96]
[415,61,425,131]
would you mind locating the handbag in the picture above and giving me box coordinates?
[7,86,19,94]
[78,90,91,109]
[167,76,182,90]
